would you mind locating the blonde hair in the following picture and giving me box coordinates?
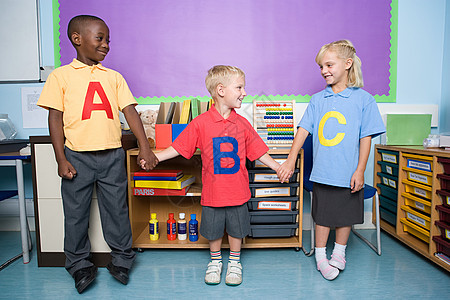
[205,65,245,97]
[315,40,364,88]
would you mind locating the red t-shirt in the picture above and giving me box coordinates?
[172,106,268,207]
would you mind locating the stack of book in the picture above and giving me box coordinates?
[133,170,195,196]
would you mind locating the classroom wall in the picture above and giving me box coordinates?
[0,0,448,217]
[440,1,450,133]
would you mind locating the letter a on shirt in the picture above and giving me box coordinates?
[213,136,240,174]
[82,82,113,120]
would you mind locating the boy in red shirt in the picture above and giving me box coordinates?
[155,65,281,286]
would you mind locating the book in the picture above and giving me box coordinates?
[133,186,190,196]
[434,252,450,265]
[133,175,183,181]
[164,102,176,124]
[190,98,200,119]
[179,99,191,124]
[133,170,183,177]
[135,174,195,189]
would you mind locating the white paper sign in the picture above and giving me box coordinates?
[21,86,47,128]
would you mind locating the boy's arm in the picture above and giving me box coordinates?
[350,136,371,193]
[48,108,77,179]
[122,105,158,171]
[155,146,180,162]
[277,127,309,183]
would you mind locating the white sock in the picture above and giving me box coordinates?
[315,247,327,264]
[333,242,347,257]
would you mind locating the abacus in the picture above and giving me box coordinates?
[253,100,296,148]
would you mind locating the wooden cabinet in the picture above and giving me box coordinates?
[126,148,303,250]
[374,145,450,272]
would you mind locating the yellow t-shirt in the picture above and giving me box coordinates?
[37,59,137,151]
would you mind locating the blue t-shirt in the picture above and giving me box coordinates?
[299,86,386,188]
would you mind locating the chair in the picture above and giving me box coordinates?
[301,135,381,256]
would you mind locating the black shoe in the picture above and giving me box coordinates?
[106,262,129,285]
[73,265,97,294]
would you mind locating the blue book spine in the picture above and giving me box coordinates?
[133,176,179,181]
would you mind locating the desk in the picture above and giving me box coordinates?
[0,152,31,264]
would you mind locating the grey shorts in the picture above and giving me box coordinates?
[200,203,250,240]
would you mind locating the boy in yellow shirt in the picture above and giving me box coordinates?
[37,15,158,293]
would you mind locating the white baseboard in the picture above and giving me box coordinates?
[0,216,35,231]
[0,198,35,217]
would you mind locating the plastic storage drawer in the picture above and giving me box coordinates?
[380,207,396,226]
[403,179,432,200]
[432,235,450,257]
[379,195,397,214]
[436,205,450,223]
[403,167,433,186]
[435,220,450,241]
[377,183,398,201]
[437,173,450,191]
[377,172,398,190]
[378,149,399,165]
[377,160,399,177]
[249,183,298,198]
[403,153,433,172]
[248,223,298,238]
[249,210,298,224]
[247,197,298,211]
[400,218,429,243]
[436,189,450,208]
[437,157,450,174]
[401,205,431,230]
[248,169,299,183]
[402,192,431,214]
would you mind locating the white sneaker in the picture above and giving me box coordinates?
[205,261,222,285]
[225,261,242,286]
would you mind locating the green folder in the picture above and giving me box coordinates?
[190,98,200,119]
[385,114,432,145]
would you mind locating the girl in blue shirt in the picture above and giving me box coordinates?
[278,40,385,280]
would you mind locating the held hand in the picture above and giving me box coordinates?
[138,148,159,171]
[57,160,77,180]
[277,160,295,183]
[350,170,365,193]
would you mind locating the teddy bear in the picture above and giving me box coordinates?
[139,109,158,148]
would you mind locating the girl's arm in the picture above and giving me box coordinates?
[277,127,310,183]
[350,136,371,193]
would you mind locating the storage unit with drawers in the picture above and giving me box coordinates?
[376,149,400,226]
[374,145,450,272]
[127,148,304,250]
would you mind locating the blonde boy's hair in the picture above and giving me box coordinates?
[315,40,364,88]
[205,65,245,98]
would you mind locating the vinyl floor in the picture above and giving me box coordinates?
[0,230,449,299]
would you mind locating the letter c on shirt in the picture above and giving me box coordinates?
[318,111,346,147]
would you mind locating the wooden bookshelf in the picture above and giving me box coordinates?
[127,148,303,250]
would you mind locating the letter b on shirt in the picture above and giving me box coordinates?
[213,137,240,174]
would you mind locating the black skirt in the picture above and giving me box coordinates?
[312,182,364,227]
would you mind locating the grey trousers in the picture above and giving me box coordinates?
[62,147,135,276]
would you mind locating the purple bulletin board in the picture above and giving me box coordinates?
[53,0,397,103]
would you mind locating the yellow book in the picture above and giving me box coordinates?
[135,175,195,190]
[179,99,191,124]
